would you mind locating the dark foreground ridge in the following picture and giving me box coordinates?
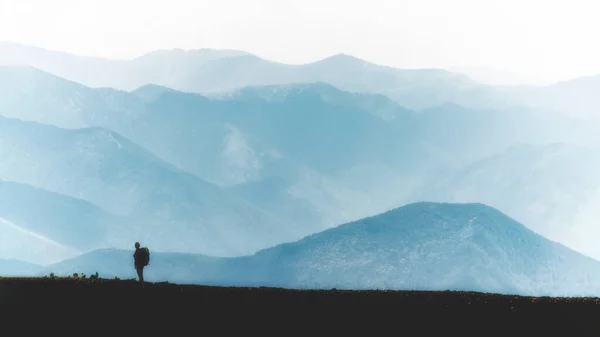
[2,277,600,335]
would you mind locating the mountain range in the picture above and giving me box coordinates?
[1,41,600,296]
[416,142,600,258]
[35,202,600,297]
[0,179,119,264]
[2,62,600,264]
[0,114,319,263]
[2,41,600,119]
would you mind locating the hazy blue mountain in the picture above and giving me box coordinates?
[1,68,592,176]
[223,168,373,229]
[0,67,402,239]
[112,82,392,227]
[0,216,79,266]
[517,75,600,120]
[224,175,322,226]
[130,84,178,103]
[38,247,224,282]
[443,74,600,120]
[0,66,112,129]
[41,202,600,297]
[448,66,545,86]
[0,66,155,132]
[176,54,299,93]
[141,82,404,177]
[0,67,402,182]
[8,69,577,185]
[0,66,593,178]
[0,115,312,257]
[0,258,42,276]
[403,103,598,169]
[3,42,600,119]
[2,66,597,246]
[0,68,412,227]
[0,41,248,90]
[0,179,123,264]
[0,42,486,111]
[162,53,487,111]
[0,41,126,88]
[5,43,600,291]
[415,143,600,260]
[157,54,600,119]
[120,48,250,89]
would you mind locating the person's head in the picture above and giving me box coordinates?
[135,242,140,249]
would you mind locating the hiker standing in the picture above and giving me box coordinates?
[133,242,150,283]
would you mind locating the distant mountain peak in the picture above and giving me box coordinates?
[420,101,471,114]
[371,201,502,221]
[327,53,361,60]
[403,200,489,208]
[131,83,178,102]
[132,83,175,92]
[133,47,250,61]
[0,64,44,73]
[0,64,84,85]
[314,53,368,66]
[291,201,530,244]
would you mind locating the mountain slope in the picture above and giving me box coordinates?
[163,53,483,111]
[518,75,600,120]
[3,66,592,176]
[0,115,303,257]
[0,217,78,265]
[0,66,151,130]
[141,82,401,177]
[107,82,600,232]
[224,202,600,296]
[0,67,411,236]
[2,67,597,243]
[0,259,42,276]
[0,42,482,111]
[448,66,542,86]
[42,202,600,297]
[0,41,248,90]
[416,143,600,259]
[3,42,600,119]
[0,179,121,259]
[400,103,597,170]
[0,67,405,181]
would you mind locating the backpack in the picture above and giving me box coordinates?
[138,247,150,266]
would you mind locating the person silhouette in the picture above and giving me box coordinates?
[133,242,150,283]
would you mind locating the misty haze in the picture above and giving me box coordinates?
[2,0,600,301]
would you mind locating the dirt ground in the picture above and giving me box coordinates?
[2,277,600,335]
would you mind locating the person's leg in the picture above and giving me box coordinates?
[136,266,144,283]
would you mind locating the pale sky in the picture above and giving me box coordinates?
[0,0,598,84]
